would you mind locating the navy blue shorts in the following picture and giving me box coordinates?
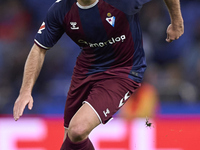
[64,72,141,128]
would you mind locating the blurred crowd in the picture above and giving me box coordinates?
[0,0,199,115]
[140,0,200,103]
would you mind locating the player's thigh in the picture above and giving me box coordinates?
[63,128,68,142]
[68,103,101,139]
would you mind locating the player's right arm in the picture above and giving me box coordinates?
[13,44,47,121]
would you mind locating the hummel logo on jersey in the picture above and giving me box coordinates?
[118,91,130,108]
[106,13,115,27]
[38,22,45,34]
[103,108,110,117]
[56,0,62,3]
[70,22,79,30]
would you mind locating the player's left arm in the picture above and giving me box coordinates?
[163,0,184,42]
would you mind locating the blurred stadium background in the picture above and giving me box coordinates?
[0,0,200,150]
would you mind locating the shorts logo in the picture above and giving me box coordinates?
[118,91,130,108]
[38,22,45,34]
[70,22,79,30]
[103,108,110,117]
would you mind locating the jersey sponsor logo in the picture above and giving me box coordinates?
[103,108,110,117]
[78,35,126,48]
[70,22,79,30]
[118,91,130,108]
[106,13,115,27]
[38,22,45,34]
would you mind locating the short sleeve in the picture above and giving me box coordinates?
[34,1,65,50]
[105,0,151,15]
[134,0,152,14]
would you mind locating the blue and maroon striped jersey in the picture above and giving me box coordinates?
[34,0,151,83]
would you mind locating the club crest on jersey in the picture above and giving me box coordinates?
[106,13,115,27]
[38,22,45,34]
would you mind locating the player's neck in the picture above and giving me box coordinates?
[77,0,97,6]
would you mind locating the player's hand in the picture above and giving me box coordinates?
[13,93,34,121]
[166,23,184,42]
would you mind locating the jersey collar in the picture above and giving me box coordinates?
[76,0,99,9]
